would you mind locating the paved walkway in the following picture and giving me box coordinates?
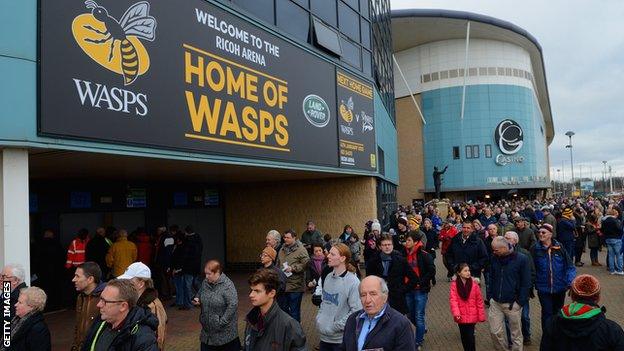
[47,250,624,350]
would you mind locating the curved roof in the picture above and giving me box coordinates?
[392,9,554,144]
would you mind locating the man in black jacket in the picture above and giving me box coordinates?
[81,279,158,351]
[541,274,624,351]
[446,221,488,279]
[341,276,415,351]
[487,237,531,350]
[366,234,418,314]
[86,227,112,280]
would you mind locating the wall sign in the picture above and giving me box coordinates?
[494,118,524,166]
[39,0,383,169]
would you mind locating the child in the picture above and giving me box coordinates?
[449,263,486,351]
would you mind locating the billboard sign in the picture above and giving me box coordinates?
[39,0,375,169]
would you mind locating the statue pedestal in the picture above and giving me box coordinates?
[432,199,450,219]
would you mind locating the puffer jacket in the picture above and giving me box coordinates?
[137,288,167,350]
[531,239,576,294]
[277,241,310,292]
[71,282,106,351]
[81,306,158,351]
[197,274,238,346]
[244,301,307,351]
[106,237,138,277]
[449,277,486,324]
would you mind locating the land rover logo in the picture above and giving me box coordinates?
[302,95,330,128]
[494,119,523,155]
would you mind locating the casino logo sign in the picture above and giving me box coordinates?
[494,119,523,155]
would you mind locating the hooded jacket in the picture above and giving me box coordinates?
[81,306,159,351]
[531,239,576,294]
[314,270,362,344]
[5,311,51,351]
[72,282,106,351]
[137,288,167,350]
[540,303,624,351]
[106,237,138,277]
[196,274,238,346]
[243,301,307,351]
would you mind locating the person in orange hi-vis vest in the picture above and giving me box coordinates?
[66,228,90,269]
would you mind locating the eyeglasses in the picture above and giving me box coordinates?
[99,297,125,305]
[538,230,550,234]
[1,275,15,280]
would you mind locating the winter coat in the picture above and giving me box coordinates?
[486,252,531,306]
[183,233,203,275]
[449,278,486,324]
[277,241,310,292]
[366,251,418,314]
[601,216,623,240]
[540,303,624,351]
[137,288,167,350]
[516,227,536,251]
[585,223,601,249]
[7,283,27,323]
[422,228,438,258]
[557,218,576,243]
[314,270,362,344]
[81,306,158,351]
[5,312,51,351]
[66,238,89,268]
[341,305,415,351]
[106,237,138,277]
[85,235,112,276]
[497,222,515,237]
[301,230,323,247]
[404,243,436,293]
[439,226,458,255]
[243,301,307,351]
[479,215,497,228]
[71,282,106,351]
[531,239,576,294]
[154,234,175,268]
[196,274,238,346]
[349,240,362,263]
[306,257,327,288]
[445,233,488,278]
[135,233,153,266]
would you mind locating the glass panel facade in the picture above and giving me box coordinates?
[276,0,310,42]
[338,1,360,42]
[311,0,337,26]
[233,0,275,23]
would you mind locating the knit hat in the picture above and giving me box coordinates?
[570,274,601,303]
[408,217,419,228]
[539,223,554,233]
[371,220,381,232]
[262,246,277,261]
[397,217,409,227]
[562,207,574,220]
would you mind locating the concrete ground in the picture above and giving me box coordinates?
[47,250,624,350]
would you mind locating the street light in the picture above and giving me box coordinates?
[565,131,575,194]
[602,161,607,193]
[556,169,561,194]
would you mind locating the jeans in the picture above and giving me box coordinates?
[319,341,342,351]
[537,291,566,332]
[405,290,428,346]
[284,292,303,322]
[174,274,193,308]
[521,301,530,339]
[605,238,623,272]
[458,323,476,351]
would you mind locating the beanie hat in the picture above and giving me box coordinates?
[539,223,553,233]
[562,207,574,220]
[262,246,277,261]
[408,217,419,228]
[371,220,381,232]
[397,217,409,227]
[570,274,601,303]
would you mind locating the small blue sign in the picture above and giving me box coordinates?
[174,192,188,206]
[71,191,92,209]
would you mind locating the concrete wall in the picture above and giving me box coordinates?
[396,95,425,204]
[224,176,377,264]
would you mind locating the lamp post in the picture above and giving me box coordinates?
[565,131,575,195]
[556,169,561,194]
[602,161,607,193]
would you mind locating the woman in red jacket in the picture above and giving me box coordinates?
[439,221,458,281]
[449,263,486,351]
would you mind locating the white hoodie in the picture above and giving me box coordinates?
[314,270,362,344]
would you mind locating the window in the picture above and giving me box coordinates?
[479,67,487,75]
[431,72,439,81]
[485,144,492,158]
[465,145,473,159]
[291,0,308,7]
[423,73,431,83]
[360,0,369,18]
[233,0,275,23]
[362,49,371,76]
[338,1,359,42]
[472,145,480,158]
[440,70,449,79]
[360,18,370,48]
[453,146,460,159]
[276,0,310,42]
[343,0,359,10]
[312,18,342,56]
[311,0,337,26]
[377,146,385,175]
[468,68,478,76]
[340,35,361,69]
[497,67,505,75]
[449,69,458,78]
[488,67,496,75]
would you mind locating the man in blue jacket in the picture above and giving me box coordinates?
[557,208,577,262]
[487,236,531,351]
[530,223,576,333]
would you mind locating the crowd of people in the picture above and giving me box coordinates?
[2,196,624,350]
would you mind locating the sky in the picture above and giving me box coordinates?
[390,0,624,185]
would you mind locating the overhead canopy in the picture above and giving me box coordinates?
[391,9,554,145]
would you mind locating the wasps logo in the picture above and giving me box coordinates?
[72,1,157,85]
[339,97,354,123]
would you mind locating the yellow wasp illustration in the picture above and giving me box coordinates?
[339,97,354,123]
[82,1,157,85]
